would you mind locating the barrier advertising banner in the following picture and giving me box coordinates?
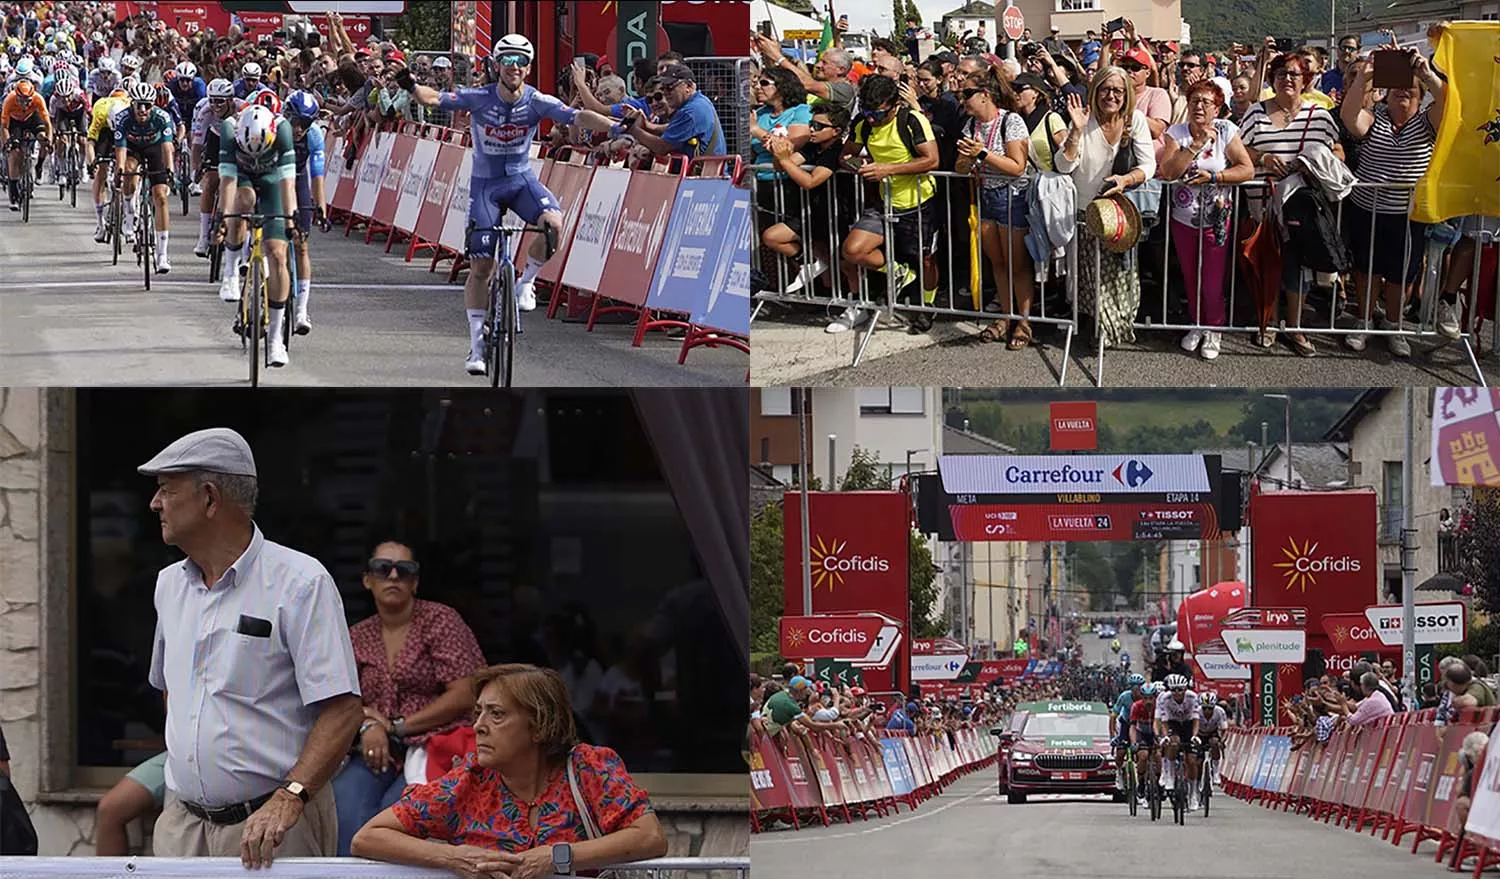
[647,178,737,317]
[560,167,633,294]
[1249,489,1378,631]
[690,186,751,336]
[438,151,475,256]
[1431,387,1500,486]
[596,172,682,308]
[393,138,440,236]
[784,491,911,694]
[536,162,597,285]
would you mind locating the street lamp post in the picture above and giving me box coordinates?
[1264,394,1292,488]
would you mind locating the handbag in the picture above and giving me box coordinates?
[566,751,623,879]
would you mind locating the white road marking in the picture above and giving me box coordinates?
[769,780,995,842]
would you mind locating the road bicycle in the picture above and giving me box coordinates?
[93,157,125,264]
[466,221,556,388]
[54,127,83,207]
[1119,743,1138,817]
[12,130,38,223]
[1200,740,1220,818]
[220,212,301,388]
[116,168,156,289]
[175,144,192,217]
[1167,740,1189,825]
[1137,745,1163,822]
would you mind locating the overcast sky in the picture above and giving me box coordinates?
[766,0,968,38]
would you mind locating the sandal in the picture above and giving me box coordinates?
[1008,321,1034,350]
[979,319,1008,343]
[1288,333,1317,357]
[1256,328,1277,348]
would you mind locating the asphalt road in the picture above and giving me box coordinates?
[750,304,1496,387]
[0,187,746,387]
[751,771,1457,879]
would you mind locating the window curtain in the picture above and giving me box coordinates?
[629,389,748,673]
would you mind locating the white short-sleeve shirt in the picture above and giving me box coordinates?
[149,525,361,807]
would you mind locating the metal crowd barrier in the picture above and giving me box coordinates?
[685,57,752,160]
[751,159,1497,386]
[748,164,1079,384]
[0,857,750,879]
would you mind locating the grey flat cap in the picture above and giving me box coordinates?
[138,428,257,478]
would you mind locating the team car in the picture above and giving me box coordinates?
[992,700,1120,804]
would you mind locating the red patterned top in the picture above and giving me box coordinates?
[392,743,653,851]
[349,599,487,747]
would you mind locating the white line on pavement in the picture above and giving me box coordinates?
[0,281,460,291]
[768,778,994,843]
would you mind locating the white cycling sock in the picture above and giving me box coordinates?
[296,279,310,313]
[517,260,543,289]
[95,203,105,223]
[156,230,168,253]
[267,301,286,343]
[198,212,213,242]
[467,308,486,356]
[223,245,243,281]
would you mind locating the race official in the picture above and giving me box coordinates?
[142,427,363,867]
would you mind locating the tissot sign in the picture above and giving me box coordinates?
[1363,602,1466,646]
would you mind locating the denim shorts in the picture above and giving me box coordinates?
[978,185,1029,229]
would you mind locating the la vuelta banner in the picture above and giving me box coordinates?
[784,491,911,693]
[1431,387,1500,486]
[1249,489,1378,630]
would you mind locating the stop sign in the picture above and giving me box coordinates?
[1002,5,1025,40]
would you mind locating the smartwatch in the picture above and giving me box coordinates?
[551,842,574,875]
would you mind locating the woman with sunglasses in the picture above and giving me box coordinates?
[955,77,1035,349]
[750,67,810,226]
[331,539,487,857]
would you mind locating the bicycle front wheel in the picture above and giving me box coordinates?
[247,253,263,388]
[489,262,516,388]
[142,198,154,290]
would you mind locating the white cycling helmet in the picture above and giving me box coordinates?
[97,56,117,74]
[235,105,278,157]
[1164,673,1190,691]
[175,61,196,79]
[207,78,234,99]
[128,80,156,104]
[121,53,142,71]
[493,34,535,64]
[0,57,11,74]
[1202,692,1219,707]
[1166,639,1186,652]
[15,56,33,76]
[242,61,262,79]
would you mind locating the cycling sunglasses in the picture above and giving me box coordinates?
[131,100,153,111]
[496,52,530,68]
[368,558,420,578]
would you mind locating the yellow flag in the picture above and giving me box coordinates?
[1411,22,1500,224]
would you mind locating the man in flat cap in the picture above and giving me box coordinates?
[618,62,725,159]
[141,428,363,868]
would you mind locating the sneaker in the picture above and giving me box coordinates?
[124,227,135,245]
[218,275,241,303]
[1181,329,1203,352]
[156,253,171,274]
[190,182,202,196]
[825,305,868,334]
[194,238,209,258]
[1201,331,1221,360]
[888,262,915,295]
[516,279,540,313]
[465,351,487,376]
[93,221,106,244]
[784,257,829,294]
[7,198,16,212]
[294,308,311,335]
[268,334,289,368]
[1344,319,1369,352]
[1382,319,1411,358]
[1436,300,1462,340]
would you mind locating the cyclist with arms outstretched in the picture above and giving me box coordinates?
[398,34,621,376]
[1155,673,1202,811]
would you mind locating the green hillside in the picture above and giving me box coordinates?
[1181,0,1353,50]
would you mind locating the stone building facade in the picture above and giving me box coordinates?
[0,389,746,872]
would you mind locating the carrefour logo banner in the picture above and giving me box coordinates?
[938,454,1215,495]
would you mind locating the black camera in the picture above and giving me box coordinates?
[1020,41,1041,59]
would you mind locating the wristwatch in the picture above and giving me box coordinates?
[281,780,310,804]
[390,715,408,738]
[551,843,574,875]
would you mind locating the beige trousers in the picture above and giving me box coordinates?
[153,785,337,858]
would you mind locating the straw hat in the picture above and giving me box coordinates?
[1083,193,1142,253]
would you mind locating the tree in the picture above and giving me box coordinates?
[890,0,906,39]
[1456,489,1500,614]
[1070,542,1116,611]
[750,501,787,658]
[388,1,450,51]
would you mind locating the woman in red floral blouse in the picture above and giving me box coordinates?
[332,540,488,857]
[352,663,668,879]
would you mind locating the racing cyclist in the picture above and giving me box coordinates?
[5,55,44,93]
[1111,637,1121,654]
[86,84,128,242]
[284,90,327,335]
[1128,682,1162,796]
[168,61,206,188]
[1155,673,1202,810]
[398,34,622,376]
[86,56,119,99]
[114,80,176,273]
[212,105,300,367]
[1,77,51,210]
[190,79,243,257]
[46,69,87,187]
[1153,639,1194,683]
[1109,673,1147,794]
[1197,692,1230,784]
[232,61,265,100]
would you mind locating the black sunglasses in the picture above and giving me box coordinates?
[368,558,420,578]
[1122,63,1145,72]
[809,120,837,131]
[649,91,665,101]
[961,87,984,100]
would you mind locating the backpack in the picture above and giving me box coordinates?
[0,776,38,856]
[852,104,927,160]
